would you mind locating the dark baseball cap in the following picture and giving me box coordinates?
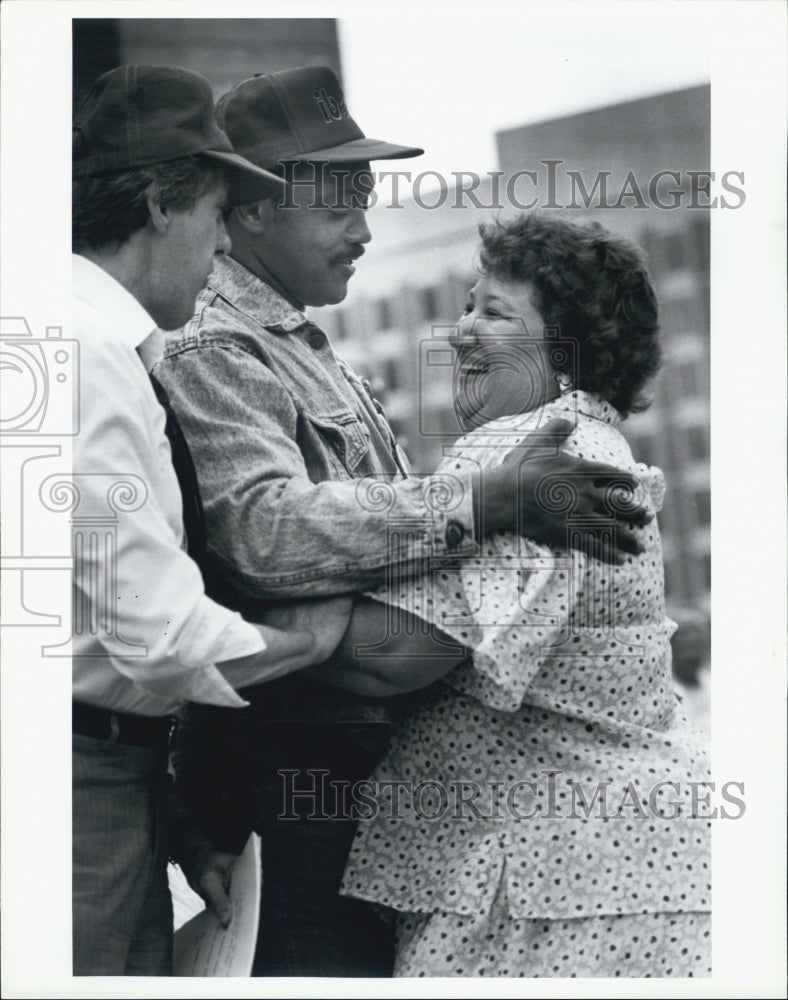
[73,65,285,201]
[216,65,424,173]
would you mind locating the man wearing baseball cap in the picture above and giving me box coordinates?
[154,65,651,976]
[71,65,323,976]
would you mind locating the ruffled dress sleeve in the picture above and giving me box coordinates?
[365,396,669,714]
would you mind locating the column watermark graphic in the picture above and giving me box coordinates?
[39,474,149,658]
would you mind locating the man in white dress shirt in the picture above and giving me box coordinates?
[70,65,321,976]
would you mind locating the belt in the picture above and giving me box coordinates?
[72,701,173,749]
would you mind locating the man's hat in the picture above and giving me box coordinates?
[216,65,423,173]
[73,65,285,201]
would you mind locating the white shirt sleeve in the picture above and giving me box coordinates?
[72,310,263,710]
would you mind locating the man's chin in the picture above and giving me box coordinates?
[150,306,194,332]
[312,284,350,308]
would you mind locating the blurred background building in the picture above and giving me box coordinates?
[73,18,342,110]
[73,19,710,698]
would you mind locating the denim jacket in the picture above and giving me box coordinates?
[154,255,477,610]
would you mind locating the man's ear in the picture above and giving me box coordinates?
[232,199,274,235]
[145,185,170,236]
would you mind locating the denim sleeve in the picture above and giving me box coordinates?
[154,344,477,599]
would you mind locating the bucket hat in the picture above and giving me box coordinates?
[73,65,285,200]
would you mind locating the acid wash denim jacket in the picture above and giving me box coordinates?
[153,254,477,630]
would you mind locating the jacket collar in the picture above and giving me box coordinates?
[208,254,308,333]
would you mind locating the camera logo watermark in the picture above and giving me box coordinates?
[419,319,578,436]
[0,317,79,436]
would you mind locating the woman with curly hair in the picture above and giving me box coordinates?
[306,214,711,977]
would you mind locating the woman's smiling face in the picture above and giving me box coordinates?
[450,274,561,428]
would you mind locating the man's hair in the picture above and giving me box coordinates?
[72,154,223,253]
[478,214,661,416]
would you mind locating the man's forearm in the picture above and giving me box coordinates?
[205,471,478,600]
[215,621,324,689]
[305,598,468,696]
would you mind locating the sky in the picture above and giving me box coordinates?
[339,2,712,189]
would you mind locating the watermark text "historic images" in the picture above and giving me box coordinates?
[278,769,745,822]
[279,160,746,211]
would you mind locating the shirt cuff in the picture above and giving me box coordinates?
[178,599,266,708]
[185,665,250,709]
[426,469,478,557]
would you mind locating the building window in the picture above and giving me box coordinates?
[663,553,682,604]
[690,216,710,272]
[383,357,399,392]
[628,431,656,468]
[420,286,440,322]
[375,298,393,330]
[700,551,711,590]
[691,487,711,526]
[334,309,348,341]
[676,357,704,398]
[686,424,709,463]
[660,293,705,336]
[660,231,690,272]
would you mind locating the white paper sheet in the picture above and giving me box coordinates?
[172,832,261,977]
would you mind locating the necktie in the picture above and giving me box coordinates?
[148,372,207,562]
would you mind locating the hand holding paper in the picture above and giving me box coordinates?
[173,832,261,977]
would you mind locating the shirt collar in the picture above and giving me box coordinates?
[72,253,158,351]
[208,255,308,333]
[136,329,165,372]
[492,391,622,432]
[551,390,622,427]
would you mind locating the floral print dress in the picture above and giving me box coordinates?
[340,391,711,977]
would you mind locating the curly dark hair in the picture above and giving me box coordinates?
[478,214,661,416]
[72,155,223,253]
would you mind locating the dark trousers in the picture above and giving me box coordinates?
[174,714,395,977]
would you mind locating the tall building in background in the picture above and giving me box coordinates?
[315,85,711,671]
[73,18,342,109]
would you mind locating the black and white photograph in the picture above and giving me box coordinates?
[0,2,785,996]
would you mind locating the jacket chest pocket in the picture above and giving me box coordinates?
[304,409,370,475]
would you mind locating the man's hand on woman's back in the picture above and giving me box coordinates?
[473,417,651,564]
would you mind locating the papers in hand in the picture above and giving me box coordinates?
[172,832,261,977]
